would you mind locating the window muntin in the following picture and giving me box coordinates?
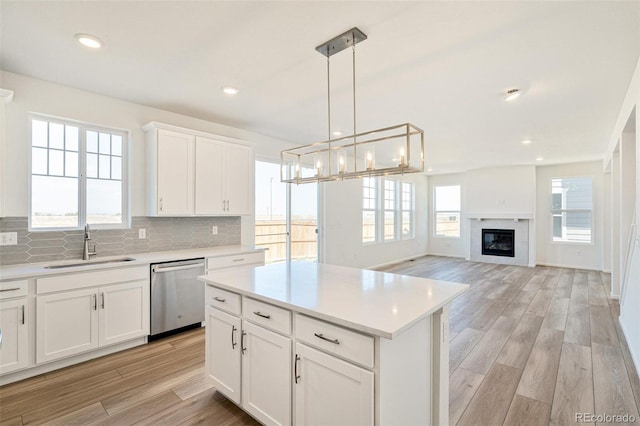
[401,182,415,238]
[30,116,128,230]
[384,180,396,241]
[434,185,461,238]
[362,177,377,243]
[551,177,592,243]
[362,178,414,244]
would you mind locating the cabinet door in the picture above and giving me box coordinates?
[224,143,252,215]
[157,129,194,215]
[0,299,28,374]
[242,321,291,426]
[295,343,373,426]
[194,136,225,215]
[99,280,149,347]
[206,306,241,404]
[37,289,99,363]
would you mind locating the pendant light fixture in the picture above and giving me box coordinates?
[281,27,424,183]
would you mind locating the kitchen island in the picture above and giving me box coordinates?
[199,261,468,426]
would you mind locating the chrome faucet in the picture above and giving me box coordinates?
[82,224,97,260]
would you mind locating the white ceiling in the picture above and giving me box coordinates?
[1,1,639,173]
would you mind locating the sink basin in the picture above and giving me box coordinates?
[44,257,136,269]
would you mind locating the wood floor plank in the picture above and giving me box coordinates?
[526,288,555,317]
[177,399,244,426]
[449,328,485,373]
[457,363,522,426]
[496,313,543,369]
[0,416,23,426]
[40,402,107,426]
[222,411,261,426]
[592,342,640,424]
[564,303,591,346]
[550,343,594,426]
[172,369,215,401]
[504,394,551,426]
[570,271,589,305]
[90,390,182,426]
[618,330,640,415]
[588,272,609,307]
[133,389,228,426]
[449,367,484,426]
[554,271,574,299]
[460,315,517,375]
[590,305,619,347]
[542,297,570,331]
[516,327,564,404]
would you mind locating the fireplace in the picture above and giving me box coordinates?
[482,229,515,257]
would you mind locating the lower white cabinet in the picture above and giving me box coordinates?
[0,299,29,374]
[294,343,374,426]
[205,303,291,426]
[37,280,149,363]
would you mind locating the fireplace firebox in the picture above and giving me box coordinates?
[482,229,515,257]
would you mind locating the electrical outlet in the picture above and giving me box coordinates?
[0,232,17,246]
[212,226,218,235]
[138,228,146,239]
[576,250,581,257]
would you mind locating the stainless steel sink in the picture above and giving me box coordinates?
[44,257,136,269]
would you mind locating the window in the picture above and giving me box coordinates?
[434,185,460,237]
[551,177,592,243]
[362,178,414,243]
[30,116,128,230]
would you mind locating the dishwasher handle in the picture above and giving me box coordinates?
[152,263,204,274]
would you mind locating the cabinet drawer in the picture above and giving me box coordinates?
[0,280,28,300]
[205,285,241,316]
[295,315,374,368]
[206,251,264,271]
[243,298,291,336]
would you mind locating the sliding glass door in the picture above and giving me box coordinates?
[255,160,318,263]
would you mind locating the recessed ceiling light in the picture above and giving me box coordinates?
[222,86,239,95]
[536,156,544,161]
[75,33,102,49]
[504,88,521,102]
[521,140,532,145]
[332,130,342,136]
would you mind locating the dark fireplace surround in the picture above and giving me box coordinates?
[482,229,515,257]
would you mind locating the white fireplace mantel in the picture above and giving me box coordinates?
[464,212,534,220]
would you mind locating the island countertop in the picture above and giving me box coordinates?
[199,261,469,339]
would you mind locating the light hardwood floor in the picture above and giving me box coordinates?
[1,256,639,425]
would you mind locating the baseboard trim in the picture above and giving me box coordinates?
[619,318,640,384]
[426,252,466,259]
[368,253,429,270]
[535,261,604,272]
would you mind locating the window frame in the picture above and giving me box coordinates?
[401,181,415,240]
[361,177,415,245]
[550,176,594,245]
[383,179,397,242]
[433,184,461,239]
[28,114,130,232]
[362,176,379,245]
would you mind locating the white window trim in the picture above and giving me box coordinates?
[550,176,594,245]
[383,179,398,242]
[433,185,461,239]
[401,182,415,240]
[28,113,130,231]
[362,178,415,245]
[362,177,379,245]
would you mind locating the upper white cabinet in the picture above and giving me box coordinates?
[145,122,254,216]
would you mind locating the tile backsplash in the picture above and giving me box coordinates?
[0,216,241,266]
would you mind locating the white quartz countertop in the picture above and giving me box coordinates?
[199,261,469,340]
[0,245,264,281]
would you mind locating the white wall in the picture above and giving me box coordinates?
[427,173,466,257]
[603,170,611,273]
[465,166,535,218]
[322,173,428,269]
[535,161,604,270]
[0,71,297,246]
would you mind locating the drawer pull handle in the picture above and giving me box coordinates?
[21,305,25,325]
[0,288,20,292]
[232,258,245,262]
[231,325,237,349]
[213,297,226,303]
[294,354,301,384]
[253,311,271,319]
[241,331,247,354]
[314,333,340,345]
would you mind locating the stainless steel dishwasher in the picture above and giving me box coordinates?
[150,258,205,339]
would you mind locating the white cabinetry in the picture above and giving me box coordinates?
[205,306,241,404]
[36,267,149,364]
[0,280,30,375]
[145,122,253,217]
[294,343,373,426]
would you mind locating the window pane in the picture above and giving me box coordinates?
[49,123,64,149]
[553,215,562,239]
[31,175,78,228]
[402,211,411,236]
[435,212,460,237]
[99,133,111,154]
[384,211,395,240]
[363,211,376,243]
[99,155,111,179]
[32,147,48,174]
[111,157,122,180]
[87,131,98,153]
[112,135,122,156]
[551,177,592,210]
[65,125,79,151]
[87,179,122,224]
[435,185,460,211]
[49,150,64,176]
[65,152,78,177]
[87,153,98,178]
[32,120,48,147]
[553,211,592,243]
